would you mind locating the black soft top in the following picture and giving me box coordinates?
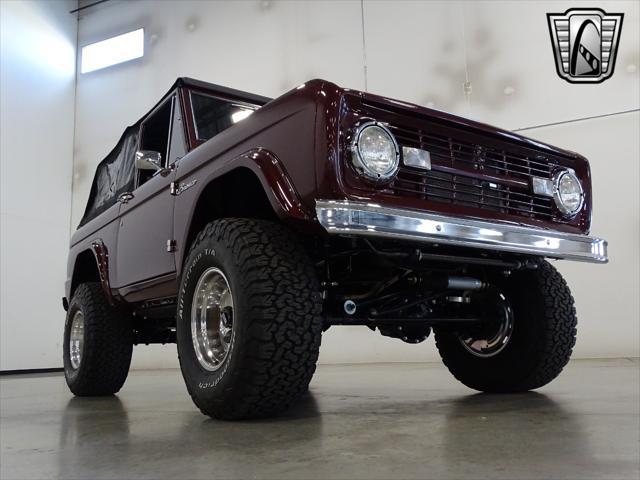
[79,78,272,227]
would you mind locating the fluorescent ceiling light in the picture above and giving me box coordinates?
[81,29,144,74]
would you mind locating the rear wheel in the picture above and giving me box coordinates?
[176,218,322,420]
[63,283,133,396]
[435,261,577,392]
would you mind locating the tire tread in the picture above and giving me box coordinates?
[178,219,322,419]
[65,282,132,396]
[435,261,577,392]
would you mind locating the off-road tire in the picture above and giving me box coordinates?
[63,283,133,396]
[176,218,322,420]
[434,261,577,392]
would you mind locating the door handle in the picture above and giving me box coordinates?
[118,192,134,204]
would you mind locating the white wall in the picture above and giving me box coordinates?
[0,0,78,370]
[71,0,640,368]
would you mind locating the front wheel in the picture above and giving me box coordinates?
[435,261,577,392]
[176,218,323,420]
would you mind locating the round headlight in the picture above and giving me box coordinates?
[554,170,584,216]
[351,122,399,182]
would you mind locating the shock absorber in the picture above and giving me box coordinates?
[446,276,487,290]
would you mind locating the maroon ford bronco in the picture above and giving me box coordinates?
[63,78,607,419]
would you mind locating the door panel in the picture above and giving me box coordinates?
[114,95,179,289]
[114,171,176,287]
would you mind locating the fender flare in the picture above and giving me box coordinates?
[175,148,315,274]
[233,148,312,221]
[68,240,115,306]
[91,240,114,305]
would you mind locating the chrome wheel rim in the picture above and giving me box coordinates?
[69,311,84,370]
[191,267,234,371]
[459,292,514,358]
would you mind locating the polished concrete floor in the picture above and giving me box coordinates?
[1,359,638,480]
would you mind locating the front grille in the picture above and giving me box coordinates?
[394,168,555,219]
[387,125,558,221]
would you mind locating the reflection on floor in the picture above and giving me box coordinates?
[1,359,638,479]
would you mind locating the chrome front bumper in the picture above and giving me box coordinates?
[316,200,608,263]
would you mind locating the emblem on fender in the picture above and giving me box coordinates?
[547,8,623,84]
[170,179,197,196]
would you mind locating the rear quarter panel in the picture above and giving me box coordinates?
[65,203,120,300]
